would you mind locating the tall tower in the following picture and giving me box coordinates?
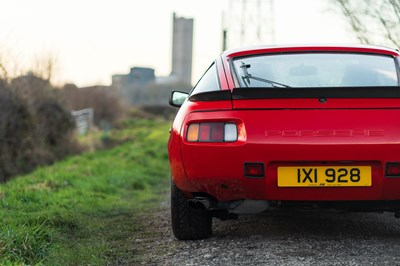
[223,0,275,50]
[171,13,194,85]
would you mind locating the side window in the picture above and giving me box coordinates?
[190,63,220,96]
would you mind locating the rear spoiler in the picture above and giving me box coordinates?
[189,90,231,102]
[189,86,400,102]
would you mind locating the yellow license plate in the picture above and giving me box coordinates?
[277,166,371,187]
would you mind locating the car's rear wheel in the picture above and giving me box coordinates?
[171,180,212,240]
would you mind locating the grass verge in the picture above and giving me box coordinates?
[0,118,171,265]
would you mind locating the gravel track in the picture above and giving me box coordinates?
[133,198,400,266]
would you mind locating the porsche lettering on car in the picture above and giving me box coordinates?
[168,44,400,240]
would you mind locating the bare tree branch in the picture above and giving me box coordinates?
[0,61,9,82]
[335,0,370,44]
[31,53,58,83]
[388,0,400,23]
[332,0,400,48]
[379,15,400,47]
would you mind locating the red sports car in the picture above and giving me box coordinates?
[168,44,400,240]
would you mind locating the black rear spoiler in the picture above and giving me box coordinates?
[189,86,400,102]
[188,90,231,102]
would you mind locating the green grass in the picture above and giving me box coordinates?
[0,118,171,265]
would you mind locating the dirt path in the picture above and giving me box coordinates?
[127,196,400,266]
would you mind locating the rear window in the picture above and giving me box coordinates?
[233,53,399,88]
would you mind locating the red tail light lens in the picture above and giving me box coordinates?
[386,163,400,177]
[187,123,237,142]
[199,124,212,141]
[210,123,224,142]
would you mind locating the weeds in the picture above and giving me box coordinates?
[0,221,52,264]
[0,118,170,264]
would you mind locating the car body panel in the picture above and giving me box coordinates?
[168,44,400,211]
[178,107,400,201]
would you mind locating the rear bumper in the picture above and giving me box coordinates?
[190,198,400,214]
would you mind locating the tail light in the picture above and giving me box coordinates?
[187,123,238,142]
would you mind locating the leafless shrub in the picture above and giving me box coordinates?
[0,81,36,181]
[60,85,128,127]
[0,73,79,182]
[34,99,77,155]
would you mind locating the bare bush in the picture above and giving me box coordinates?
[0,81,35,181]
[0,74,78,182]
[60,85,128,127]
[35,99,76,156]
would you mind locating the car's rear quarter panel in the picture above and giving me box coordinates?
[168,99,233,194]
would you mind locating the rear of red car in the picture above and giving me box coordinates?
[168,45,400,239]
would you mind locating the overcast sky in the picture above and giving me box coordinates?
[0,0,357,87]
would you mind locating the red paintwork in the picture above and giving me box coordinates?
[168,44,400,203]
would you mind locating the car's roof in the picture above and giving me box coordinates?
[222,44,400,59]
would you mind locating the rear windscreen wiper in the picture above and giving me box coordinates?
[240,62,291,88]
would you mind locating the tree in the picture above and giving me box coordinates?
[332,0,400,48]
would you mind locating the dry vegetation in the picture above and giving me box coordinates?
[0,73,134,182]
[60,84,128,127]
[0,74,78,182]
[0,51,130,182]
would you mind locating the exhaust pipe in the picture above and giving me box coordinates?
[188,197,214,210]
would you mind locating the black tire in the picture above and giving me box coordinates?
[171,180,212,240]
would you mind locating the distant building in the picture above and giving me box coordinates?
[112,13,194,106]
[112,67,155,88]
[171,13,194,85]
[112,67,155,103]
